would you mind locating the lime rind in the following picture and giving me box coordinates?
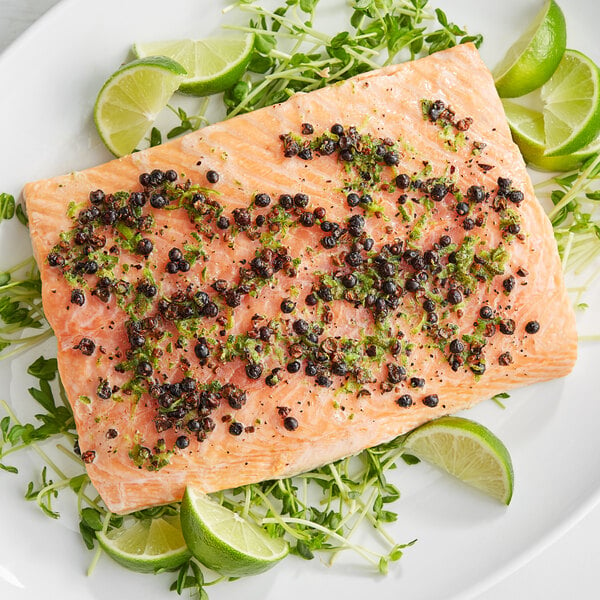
[96,515,191,573]
[180,488,288,577]
[94,56,186,157]
[494,0,566,98]
[404,416,514,505]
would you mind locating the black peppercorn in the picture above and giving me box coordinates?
[498,177,512,190]
[467,185,485,203]
[299,211,315,227]
[305,293,318,306]
[294,193,309,208]
[176,435,190,449]
[287,361,301,373]
[428,100,445,120]
[499,319,516,335]
[245,363,263,380]
[410,377,425,388]
[281,299,296,313]
[447,289,463,305]
[77,337,96,356]
[229,422,243,436]
[298,148,313,160]
[217,216,230,230]
[345,251,363,267]
[423,394,439,407]
[278,194,294,209]
[508,190,524,204]
[316,375,332,387]
[395,173,410,189]
[384,151,399,166]
[233,208,251,228]
[347,192,360,207]
[305,363,318,376]
[387,363,406,384]
[150,193,168,209]
[405,278,420,293]
[293,319,309,335]
[342,273,358,289]
[382,280,397,295]
[503,276,516,293]
[71,289,85,306]
[340,149,354,162]
[456,202,469,216]
[89,189,105,205]
[423,299,436,313]
[430,183,448,201]
[525,320,540,334]
[202,302,218,318]
[206,170,220,184]
[166,261,179,274]
[480,305,493,319]
[331,123,344,136]
[136,361,153,377]
[254,193,271,208]
[396,394,413,408]
[321,236,336,249]
[136,238,153,256]
[284,416,299,431]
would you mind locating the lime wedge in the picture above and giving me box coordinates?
[94,56,186,157]
[133,35,255,96]
[403,416,514,505]
[504,100,600,171]
[493,0,566,98]
[180,487,288,577]
[541,49,600,156]
[96,515,191,573]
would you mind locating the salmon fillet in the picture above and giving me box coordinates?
[23,44,577,514]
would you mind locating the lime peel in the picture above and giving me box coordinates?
[403,416,514,505]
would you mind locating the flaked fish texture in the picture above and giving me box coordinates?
[24,44,576,514]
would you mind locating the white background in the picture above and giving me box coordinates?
[1,1,599,598]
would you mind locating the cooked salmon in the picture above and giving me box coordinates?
[23,44,577,514]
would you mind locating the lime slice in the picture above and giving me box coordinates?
[96,515,191,573]
[493,0,566,98]
[94,56,187,157]
[541,49,600,156]
[504,100,600,171]
[133,35,254,96]
[403,416,514,505]
[180,487,288,577]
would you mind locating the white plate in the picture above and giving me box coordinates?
[0,1,599,599]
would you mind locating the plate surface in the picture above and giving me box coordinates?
[0,1,599,599]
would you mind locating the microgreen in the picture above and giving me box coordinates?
[535,153,600,303]
[220,0,481,118]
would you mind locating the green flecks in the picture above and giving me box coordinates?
[129,440,173,471]
[408,214,428,241]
